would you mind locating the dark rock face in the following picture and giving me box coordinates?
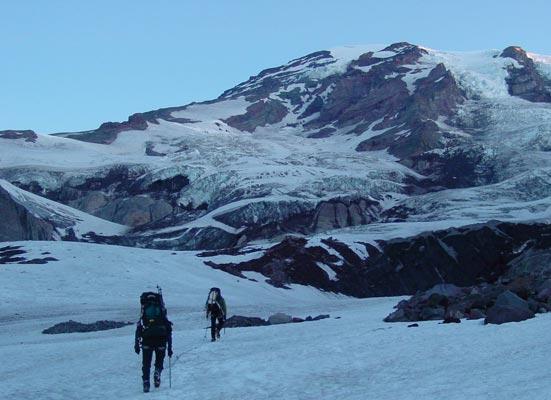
[500,46,551,103]
[307,127,336,138]
[212,196,381,239]
[205,236,338,289]
[220,50,333,101]
[356,222,551,296]
[10,165,187,228]
[207,221,551,298]
[403,145,498,189]
[355,62,465,160]
[0,185,56,241]
[224,99,289,132]
[63,114,148,144]
[311,197,380,232]
[0,130,38,143]
[133,196,382,252]
[91,196,172,227]
[42,320,133,334]
[57,99,203,145]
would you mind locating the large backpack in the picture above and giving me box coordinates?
[140,290,168,338]
[206,287,222,315]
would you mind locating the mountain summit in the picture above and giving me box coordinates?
[1,42,550,254]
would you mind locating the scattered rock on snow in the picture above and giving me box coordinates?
[225,314,331,328]
[42,320,133,334]
[268,313,293,325]
[309,314,330,321]
[224,316,269,328]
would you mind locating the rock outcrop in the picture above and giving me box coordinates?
[500,46,551,103]
[0,184,56,241]
[8,165,187,228]
[224,99,289,132]
[384,253,551,324]
[206,221,551,298]
[0,130,38,143]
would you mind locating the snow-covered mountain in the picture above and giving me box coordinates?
[1,42,551,294]
[3,41,551,400]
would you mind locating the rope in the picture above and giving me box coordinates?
[171,324,220,368]
[171,341,206,368]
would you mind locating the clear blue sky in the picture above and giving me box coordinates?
[1,0,550,133]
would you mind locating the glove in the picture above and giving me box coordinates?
[134,344,140,355]
[168,347,173,358]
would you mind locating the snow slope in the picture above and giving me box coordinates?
[0,179,127,238]
[1,242,550,400]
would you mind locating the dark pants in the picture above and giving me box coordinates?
[142,345,166,382]
[210,315,224,340]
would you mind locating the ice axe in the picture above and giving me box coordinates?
[169,356,172,388]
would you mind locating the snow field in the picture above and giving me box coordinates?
[2,241,551,399]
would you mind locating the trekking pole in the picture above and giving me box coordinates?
[169,356,172,388]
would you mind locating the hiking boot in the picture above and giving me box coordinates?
[211,337,216,342]
[143,380,150,393]
[216,330,220,339]
[154,370,161,388]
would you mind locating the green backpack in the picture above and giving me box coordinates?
[140,291,168,338]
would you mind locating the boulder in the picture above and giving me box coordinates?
[419,306,446,321]
[536,287,551,302]
[384,308,408,322]
[494,290,529,309]
[505,276,534,300]
[485,290,535,324]
[268,313,293,325]
[484,306,535,325]
[445,308,465,321]
[425,283,463,298]
[426,293,449,308]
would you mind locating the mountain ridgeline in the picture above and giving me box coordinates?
[1,42,551,297]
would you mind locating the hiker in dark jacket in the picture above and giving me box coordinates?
[205,287,227,342]
[135,292,173,392]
